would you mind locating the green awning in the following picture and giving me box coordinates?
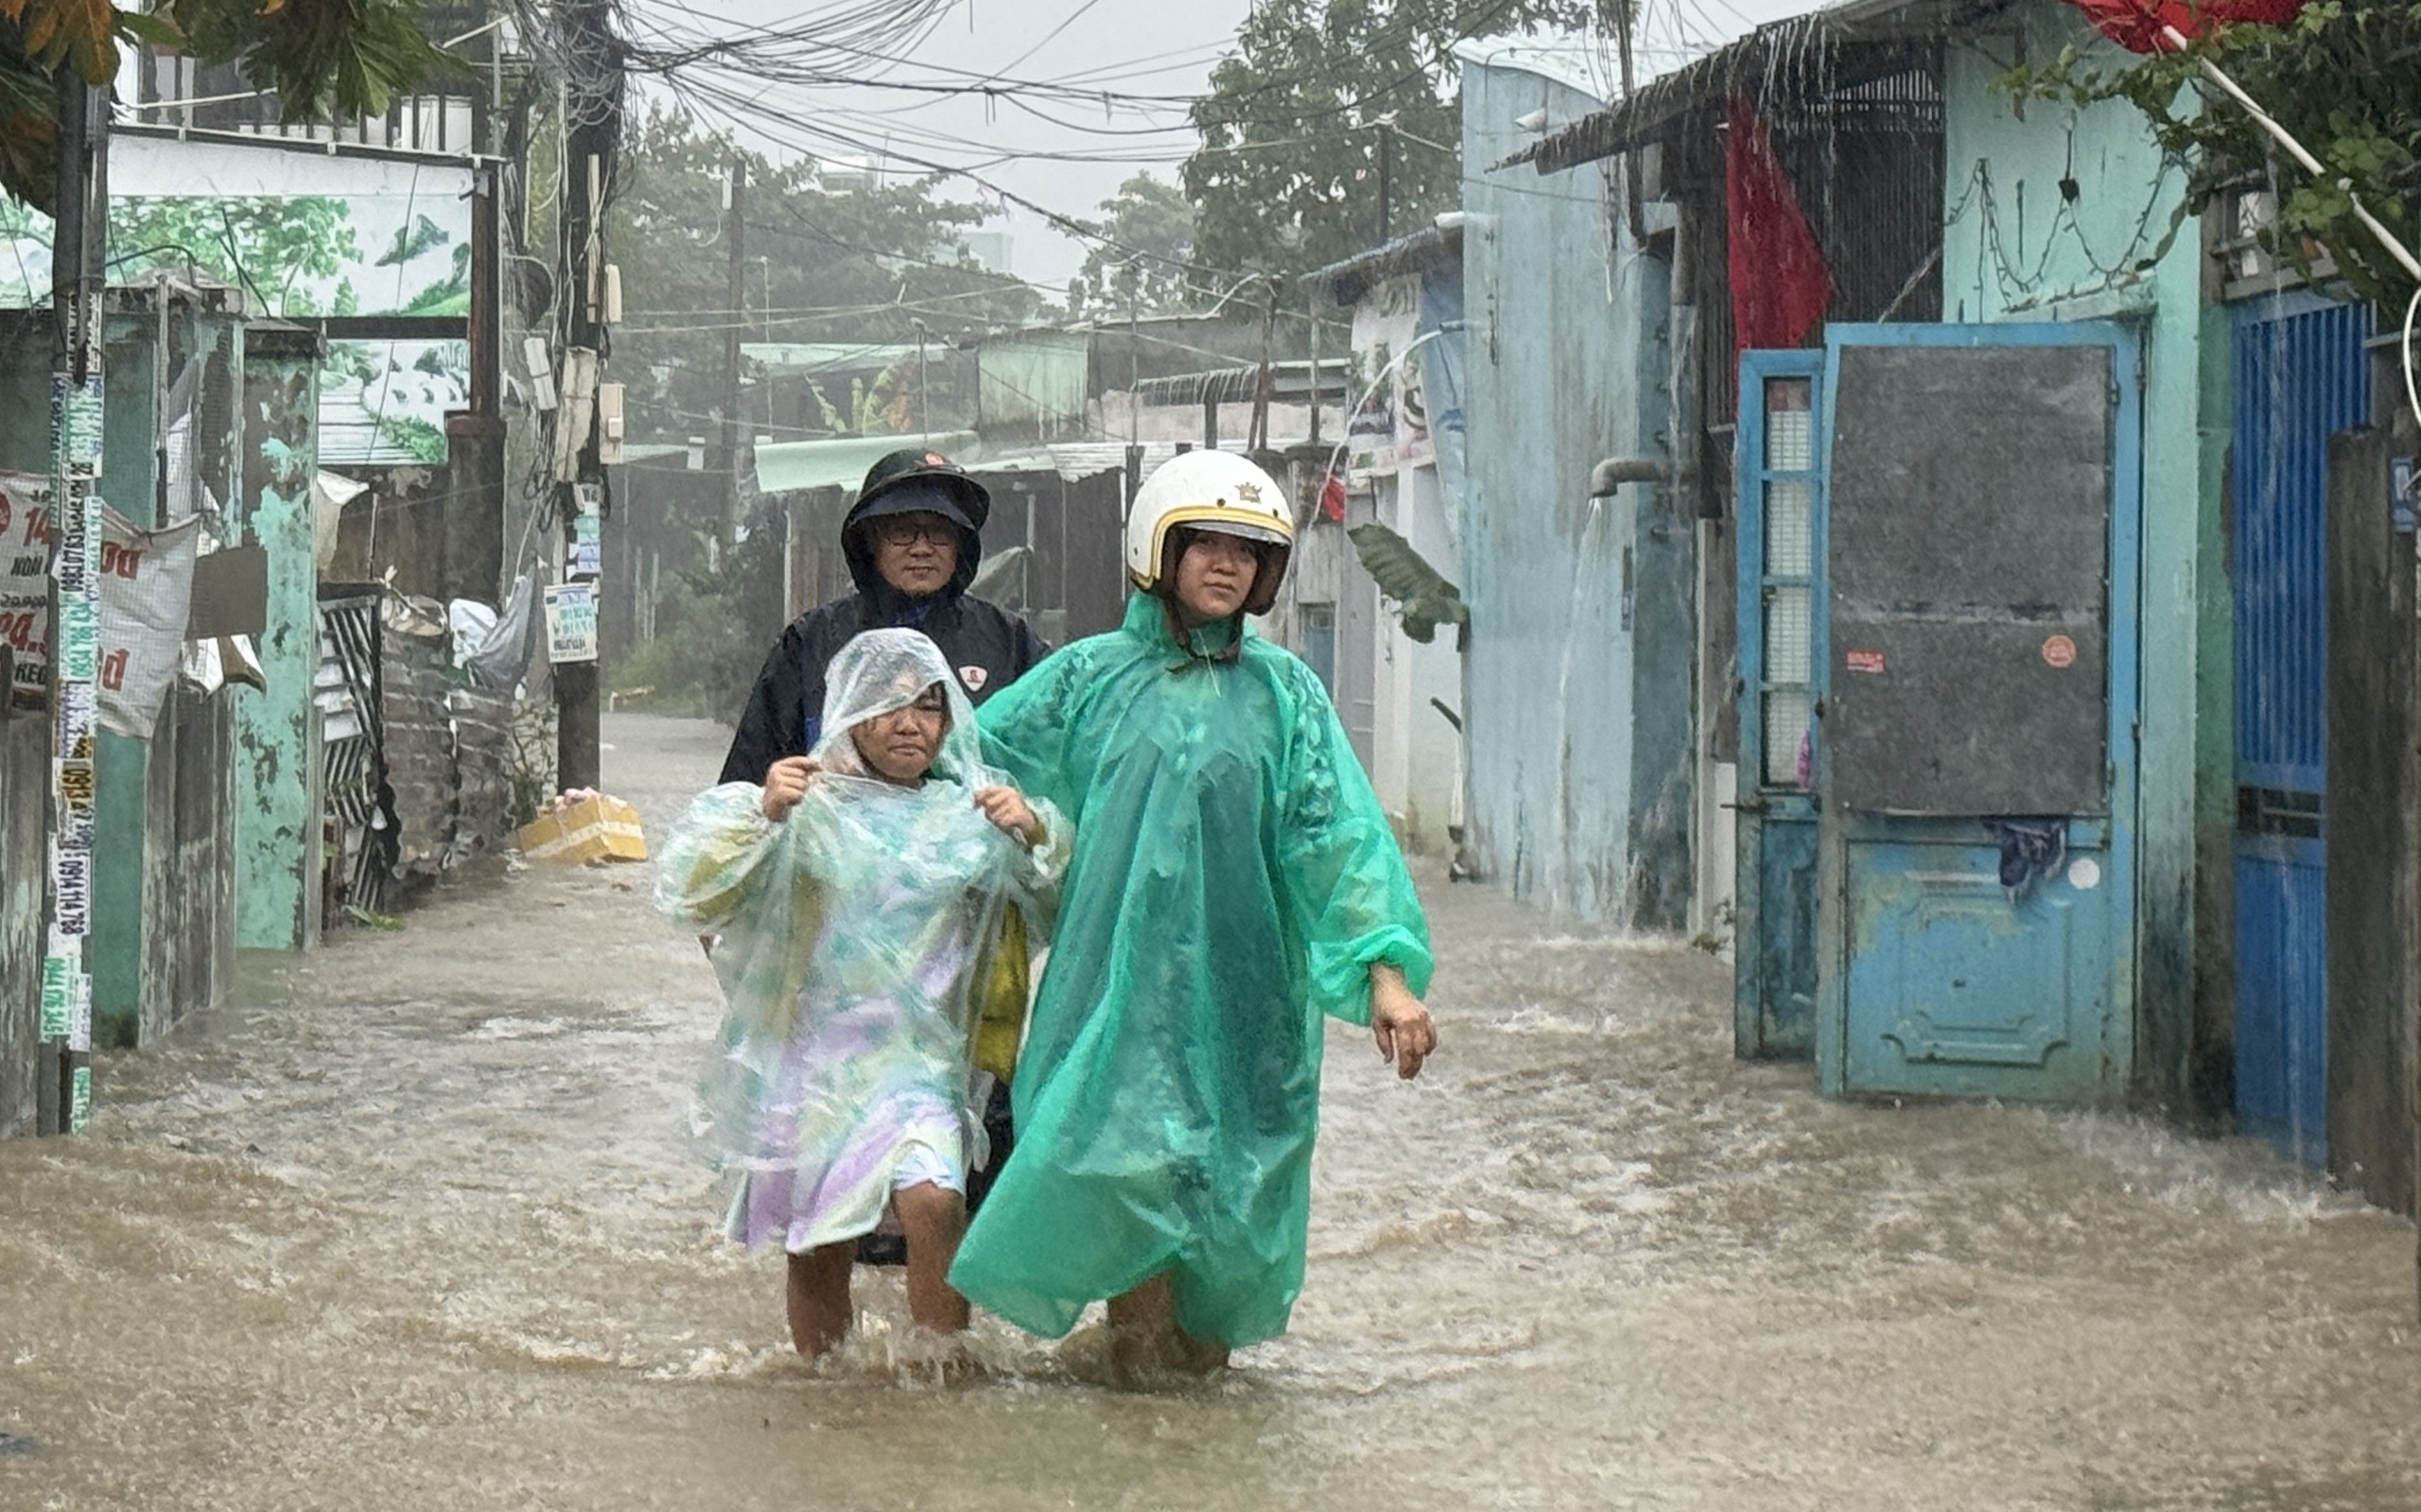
[752,431,980,496]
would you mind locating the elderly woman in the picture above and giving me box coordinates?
[947,451,1437,1372]
[658,630,1063,1358]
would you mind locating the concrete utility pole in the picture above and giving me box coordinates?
[1249,276,1276,454]
[40,67,108,1137]
[446,167,506,604]
[555,0,623,794]
[1600,0,1648,242]
[1124,265,1143,499]
[913,318,930,438]
[1375,122,1393,245]
[723,155,745,542]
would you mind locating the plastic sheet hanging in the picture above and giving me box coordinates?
[96,505,202,739]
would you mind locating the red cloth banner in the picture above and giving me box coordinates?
[1726,96,1834,373]
[2061,0,2306,53]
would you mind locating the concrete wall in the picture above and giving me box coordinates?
[96,300,245,1044]
[1461,57,1692,924]
[233,329,323,950]
[0,298,245,1055]
[1367,463,1465,852]
[1940,0,2229,1114]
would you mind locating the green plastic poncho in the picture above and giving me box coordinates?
[946,592,1434,1348]
[654,630,1065,1254]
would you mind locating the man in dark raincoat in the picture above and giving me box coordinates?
[720,447,1051,784]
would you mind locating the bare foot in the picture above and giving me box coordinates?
[1106,1274,1229,1381]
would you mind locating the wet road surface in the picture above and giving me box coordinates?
[4,713,2417,1511]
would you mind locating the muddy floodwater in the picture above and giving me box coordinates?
[5,713,2419,1510]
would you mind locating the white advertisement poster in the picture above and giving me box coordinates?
[1347,275,1433,479]
[96,506,204,740]
[544,582,599,665]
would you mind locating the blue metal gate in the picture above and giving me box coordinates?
[1735,324,2141,1103]
[2230,294,2371,1163]
[1813,323,2139,1105]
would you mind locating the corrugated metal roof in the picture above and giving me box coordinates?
[1300,226,1465,306]
[1493,0,1977,175]
[1133,359,1347,408]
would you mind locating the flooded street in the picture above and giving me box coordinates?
[3,712,2416,1511]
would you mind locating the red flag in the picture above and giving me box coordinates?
[1318,471,1347,524]
[2061,0,2305,53]
[1727,96,1834,370]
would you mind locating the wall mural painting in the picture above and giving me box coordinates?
[0,134,476,466]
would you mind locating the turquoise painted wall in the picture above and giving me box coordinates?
[232,335,322,951]
[87,303,247,1044]
[1940,0,2229,1111]
[90,318,160,1042]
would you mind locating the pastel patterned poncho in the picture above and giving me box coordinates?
[656,630,1066,1253]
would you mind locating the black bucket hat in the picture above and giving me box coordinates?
[850,447,991,532]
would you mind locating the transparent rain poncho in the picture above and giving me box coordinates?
[654,630,1065,1254]
[947,593,1434,1348]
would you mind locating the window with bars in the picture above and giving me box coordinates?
[1756,375,1818,790]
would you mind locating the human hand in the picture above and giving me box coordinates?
[760,756,820,822]
[973,785,1044,846]
[1369,963,1436,1080]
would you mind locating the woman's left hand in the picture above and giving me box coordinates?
[1369,964,1437,1080]
[974,785,1045,847]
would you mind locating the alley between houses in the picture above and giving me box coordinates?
[4,712,2418,1512]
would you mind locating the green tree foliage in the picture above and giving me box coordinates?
[2005,0,2420,311]
[0,0,460,210]
[1183,0,1589,285]
[1066,172,1195,318]
[610,500,790,717]
[609,106,1042,445]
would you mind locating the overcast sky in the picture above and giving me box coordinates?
[635,0,1811,292]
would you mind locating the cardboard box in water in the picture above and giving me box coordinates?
[515,794,648,863]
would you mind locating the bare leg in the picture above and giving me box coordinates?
[786,1242,855,1358]
[1106,1273,1229,1376]
[892,1181,971,1334]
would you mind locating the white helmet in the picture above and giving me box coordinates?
[1125,450,1296,615]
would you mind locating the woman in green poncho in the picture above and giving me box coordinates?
[948,449,1437,1372]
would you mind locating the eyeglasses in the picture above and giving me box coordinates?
[870,518,954,547]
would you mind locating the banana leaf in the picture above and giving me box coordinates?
[1347,520,1470,650]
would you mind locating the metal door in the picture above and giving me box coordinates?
[1734,351,1826,1057]
[1813,323,2139,1104]
[2230,293,2370,1162]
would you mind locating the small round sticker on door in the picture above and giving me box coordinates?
[2041,634,2078,669]
[2068,857,2101,891]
